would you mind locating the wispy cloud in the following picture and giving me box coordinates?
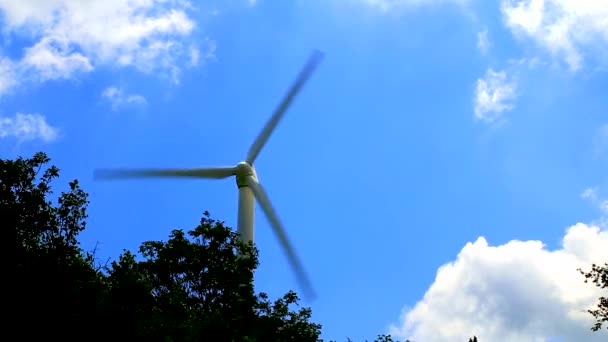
[501,0,608,71]
[477,29,490,55]
[581,186,608,215]
[473,69,517,123]
[581,187,598,201]
[22,37,93,82]
[0,58,17,97]
[188,38,217,68]
[189,46,201,67]
[0,0,207,92]
[389,223,608,342]
[101,86,147,112]
[593,124,608,158]
[0,113,59,143]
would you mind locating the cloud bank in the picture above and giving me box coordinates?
[0,0,205,95]
[389,223,608,342]
[501,0,608,71]
[0,0,213,145]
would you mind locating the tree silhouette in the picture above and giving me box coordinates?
[579,263,608,331]
[3,152,105,339]
[105,212,322,340]
[2,152,494,341]
[3,152,321,341]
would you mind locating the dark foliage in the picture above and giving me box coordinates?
[3,152,105,339]
[579,263,608,331]
[3,152,486,341]
[104,213,322,341]
[3,152,321,341]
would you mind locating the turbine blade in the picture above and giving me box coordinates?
[94,167,236,180]
[245,175,316,300]
[246,49,324,165]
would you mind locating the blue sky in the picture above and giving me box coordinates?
[1,1,608,341]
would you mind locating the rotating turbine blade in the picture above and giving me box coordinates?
[246,49,325,165]
[94,167,236,180]
[245,175,316,300]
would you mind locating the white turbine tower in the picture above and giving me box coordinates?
[94,50,324,300]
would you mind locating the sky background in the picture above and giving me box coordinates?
[1,0,608,341]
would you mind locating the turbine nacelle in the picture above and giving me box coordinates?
[235,161,258,188]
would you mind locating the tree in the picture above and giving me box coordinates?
[368,334,400,341]
[2,152,106,339]
[3,152,484,341]
[104,212,322,341]
[343,334,476,341]
[579,263,608,331]
[4,152,322,341]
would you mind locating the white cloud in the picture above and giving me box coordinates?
[477,29,490,55]
[0,58,17,97]
[0,112,59,142]
[189,45,201,66]
[101,86,148,111]
[581,186,608,214]
[581,187,598,201]
[188,38,217,67]
[473,69,517,122]
[389,223,608,342]
[0,0,202,87]
[593,124,608,158]
[21,37,93,81]
[599,201,608,214]
[501,0,608,71]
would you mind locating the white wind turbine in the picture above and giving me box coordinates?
[94,50,324,300]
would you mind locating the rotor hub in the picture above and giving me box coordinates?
[235,161,257,188]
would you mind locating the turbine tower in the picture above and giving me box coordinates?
[94,50,324,300]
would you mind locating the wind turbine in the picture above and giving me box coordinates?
[94,50,324,300]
